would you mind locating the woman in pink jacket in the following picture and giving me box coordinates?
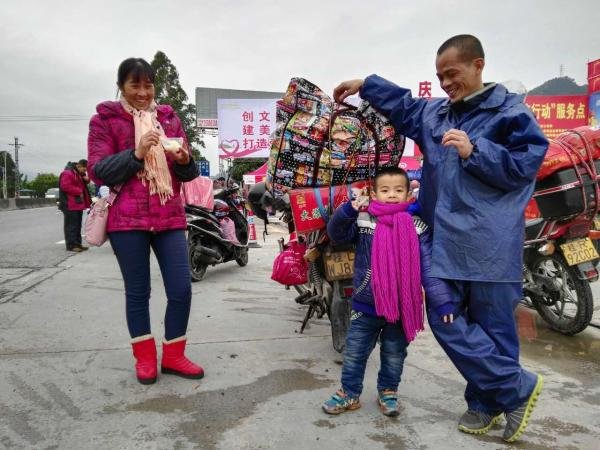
[87,58,203,384]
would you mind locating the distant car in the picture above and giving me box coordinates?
[45,188,60,199]
[17,189,36,198]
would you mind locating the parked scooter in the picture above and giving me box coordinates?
[185,186,249,281]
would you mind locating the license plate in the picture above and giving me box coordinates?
[323,249,355,281]
[560,238,599,266]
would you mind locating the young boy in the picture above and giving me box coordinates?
[322,167,426,417]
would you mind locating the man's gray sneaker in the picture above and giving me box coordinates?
[503,374,544,442]
[458,410,502,434]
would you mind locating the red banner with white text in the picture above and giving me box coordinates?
[524,95,588,139]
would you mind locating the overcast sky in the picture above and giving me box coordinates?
[1,0,598,178]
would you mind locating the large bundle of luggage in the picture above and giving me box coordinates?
[531,126,600,219]
[267,78,405,194]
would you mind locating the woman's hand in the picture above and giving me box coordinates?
[135,130,161,160]
[165,142,191,165]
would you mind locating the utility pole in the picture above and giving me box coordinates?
[559,64,565,77]
[2,151,7,199]
[8,137,24,197]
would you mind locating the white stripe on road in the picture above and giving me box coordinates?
[56,240,65,245]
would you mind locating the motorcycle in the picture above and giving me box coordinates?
[185,186,249,281]
[250,183,353,353]
[523,213,599,335]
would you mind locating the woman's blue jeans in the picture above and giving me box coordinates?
[341,311,409,398]
[108,230,192,340]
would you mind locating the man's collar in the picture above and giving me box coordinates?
[437,83,507,114]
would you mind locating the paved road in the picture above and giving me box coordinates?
[1,209,599,449]
[0,207,74,304]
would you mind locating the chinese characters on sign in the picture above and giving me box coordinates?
[418,81,432,98]
[217,99,277,158]
[524,95,589,139]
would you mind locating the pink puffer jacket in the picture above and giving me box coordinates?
[87,101,190,233]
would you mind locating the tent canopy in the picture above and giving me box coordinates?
[243,163,268,185]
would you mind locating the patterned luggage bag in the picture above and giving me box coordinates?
[267,78,405,193]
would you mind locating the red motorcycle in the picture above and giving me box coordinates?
[522,127,600,335]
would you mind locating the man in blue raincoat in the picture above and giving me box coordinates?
[334,34,548,443]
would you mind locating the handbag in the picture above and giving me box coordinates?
[84,186,121,247]
[267,78,405,193]
[271,238,308,286]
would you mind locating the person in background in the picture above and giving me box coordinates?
[58,159,91,252]
[87,57,202,385]
[334,34,548,443]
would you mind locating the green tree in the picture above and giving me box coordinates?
[26,173,59,198]
[0,151,16,198]
[229,158,267,182]
[150,51,204,161]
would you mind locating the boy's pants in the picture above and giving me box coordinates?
[341,311,409,398]
[426,280,537,414]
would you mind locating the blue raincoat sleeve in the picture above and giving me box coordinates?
[419,228,456,317]
[461,109,549,192]
[327,201,359,244]
[359,74,429,143]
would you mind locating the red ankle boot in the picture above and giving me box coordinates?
[161,336,204,379]
[131,335,157,384]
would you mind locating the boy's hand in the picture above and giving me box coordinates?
[442,313,454,324]
[351,195,369,211]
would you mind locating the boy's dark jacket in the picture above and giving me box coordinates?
[327,200,454,318]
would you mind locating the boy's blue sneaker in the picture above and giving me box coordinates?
[377,390,400,417]
[322,389,361,415]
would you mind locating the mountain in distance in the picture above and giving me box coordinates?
[529,76,588,95]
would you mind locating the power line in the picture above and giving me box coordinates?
[0,115,89,122]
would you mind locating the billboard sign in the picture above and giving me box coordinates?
[217,98,277,159]
[525,95,588,138]
[198,118,218,128]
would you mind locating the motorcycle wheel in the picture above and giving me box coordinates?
[329,281,352,353]
[529,254,593,335]
[188,233,208,282]
[235,247,249,267]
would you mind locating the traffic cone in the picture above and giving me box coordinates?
[247,208,261,248]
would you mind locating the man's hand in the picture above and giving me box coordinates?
[442,313,454,324]
[333,79,365,103]
[135,130,160,160]
[442,129,473,159]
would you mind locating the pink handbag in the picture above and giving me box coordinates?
[271,238,308,286]
[84,187,120,247]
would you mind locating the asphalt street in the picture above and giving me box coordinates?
[1,207,600,449]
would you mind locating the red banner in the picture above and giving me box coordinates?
[524,95,588,139]
[588,58,600,94]
[588,58,600,79]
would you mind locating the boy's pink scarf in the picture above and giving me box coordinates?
[368,200,424,341]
